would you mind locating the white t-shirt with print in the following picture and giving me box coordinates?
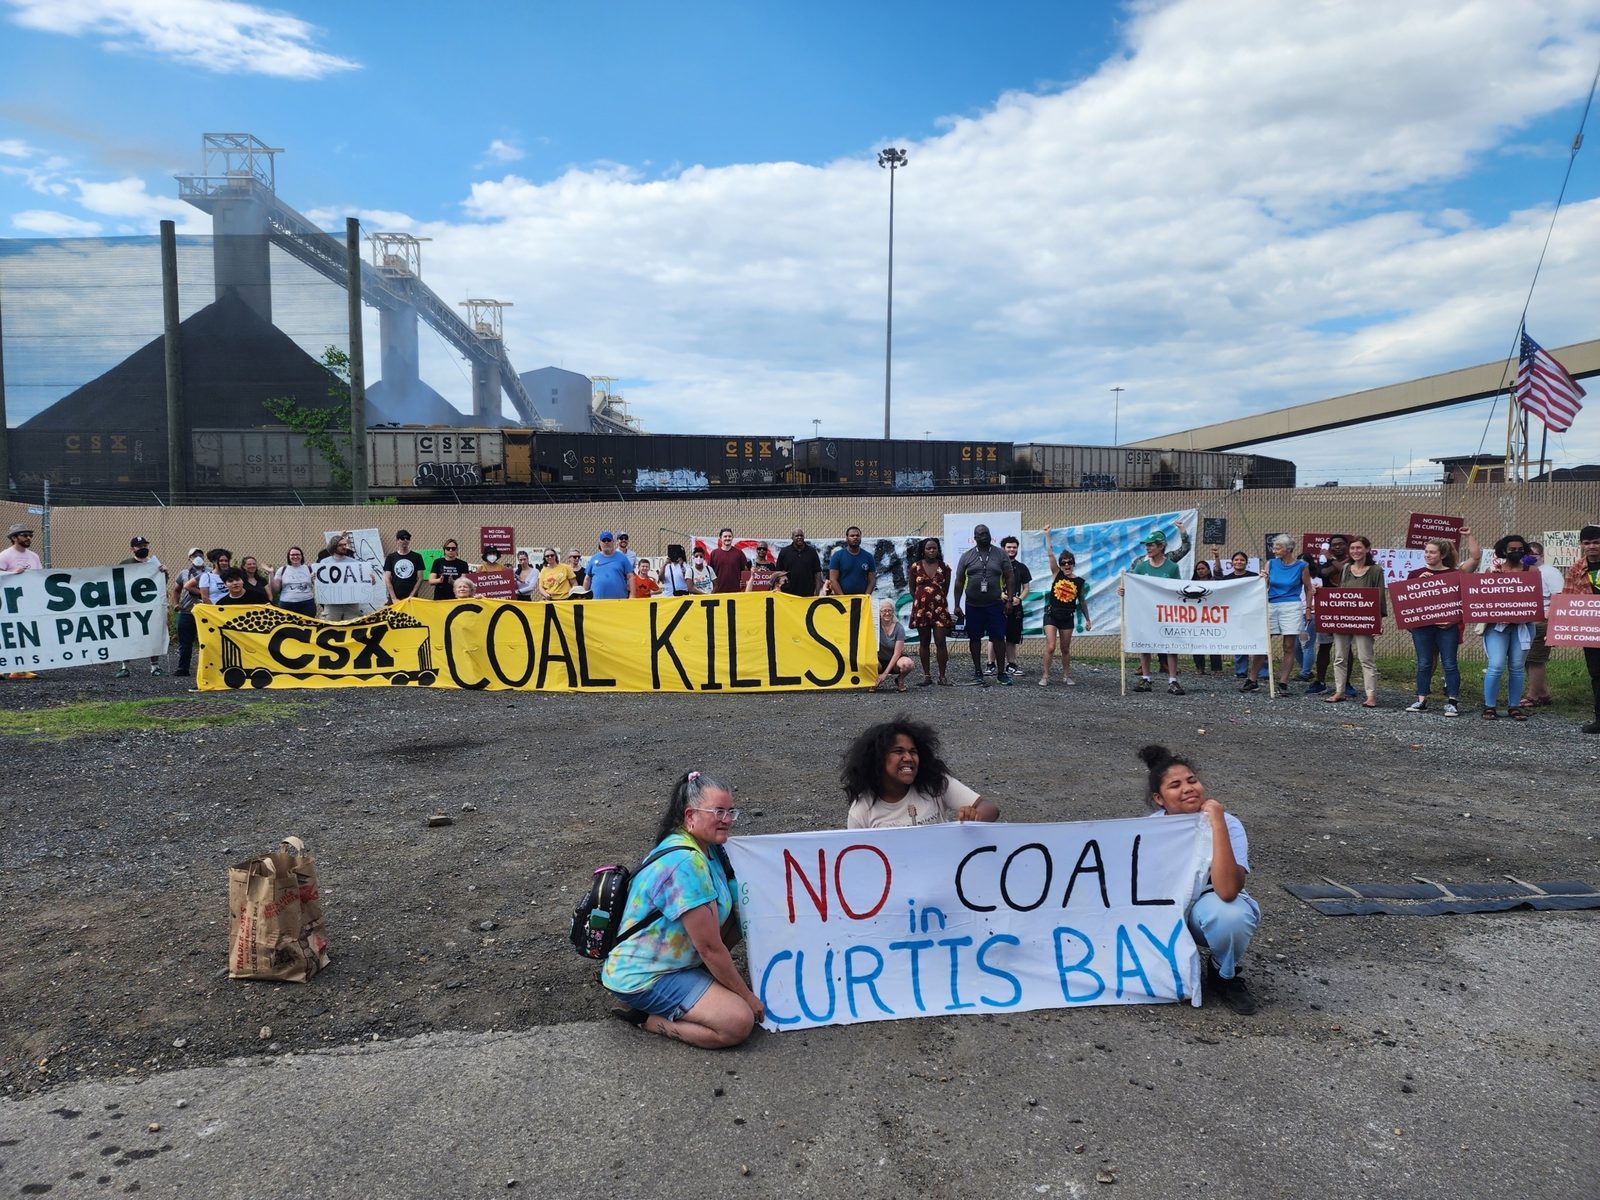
[847,776,981,830]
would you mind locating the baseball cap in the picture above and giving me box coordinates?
[599,531,615,542]
[1582,525,1600,541]
[1141,530,1168,545]
[188,546,204,557]
[130,535,149,547]
[396,529,412,540]
[617,531,630,538]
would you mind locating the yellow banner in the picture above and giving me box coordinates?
[195,594,875,692]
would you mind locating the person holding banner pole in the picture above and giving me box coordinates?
[1250,535,1312,696]
[1136,744,1259,1015]
[843,718,998,829]
[1124,531,1183,695]
[1560,525,1600,734]
[1405,536,1465,718]
[1325,536,1386,708]
[602,771,760,1048]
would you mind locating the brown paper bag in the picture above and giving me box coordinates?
[227,836,331,983]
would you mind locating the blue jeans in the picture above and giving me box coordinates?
[1189,891,1259,979]
[1299,625,1317,675]
[1411,625,1460,699]
[1482,625,1529,709]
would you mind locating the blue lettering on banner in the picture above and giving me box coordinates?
[1114,926,1155,1000]
[887,939,934,1011]
[1053,926,1107,1003]
[844,946,893,1019]
[975,934,1023,1008]
[1138,920,1188,1001]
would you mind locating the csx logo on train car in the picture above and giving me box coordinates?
[725,440,777,459]
[63,435,131,455]
[417,434,477,454]
[213,608,437,689]
[959,445,999,462]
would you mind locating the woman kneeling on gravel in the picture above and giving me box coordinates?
[602,771,763,1048]
[1136,744,1259,1015]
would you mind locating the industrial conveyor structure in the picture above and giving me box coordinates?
[177,133,537,425]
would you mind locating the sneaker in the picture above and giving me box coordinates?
[1168,681,1185,696]
[1305,681,1325,695]
[150,665,164,677]
[1443,702,1459,718]
[1005,664,1022,677]
[1583,721,1600,734]
[1063,676,1076,687]
[1133,677,1152,693]
[114,666,131,679]
[1297,672,1314,682]
[1343,686,1359,699]
[972,672,989,687]
[1405,698,1427,713]
[1240,679,1259,693]
[984,662,997,676]
[172,668,190,678]
[999,672,1012,686]
[1205,964,1258,1015]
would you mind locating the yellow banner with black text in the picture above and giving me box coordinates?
[195,594,875,692]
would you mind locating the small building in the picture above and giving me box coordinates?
[520,366,595,432]
[1431,454,1505,485]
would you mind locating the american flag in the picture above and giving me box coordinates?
[1516,332,1586,433]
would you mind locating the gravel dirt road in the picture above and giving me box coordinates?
[1,662,1595,1197]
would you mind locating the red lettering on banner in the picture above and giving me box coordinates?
[784,847,828,923]
[834,844,892,920]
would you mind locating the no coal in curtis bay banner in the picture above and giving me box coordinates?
[195,593,876,692]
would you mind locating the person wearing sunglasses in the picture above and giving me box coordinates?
[841,717,998,829]
[428,540,470,600]
[1039,532,1090,686]
[603,770,760,1047]
[538,548,576,600]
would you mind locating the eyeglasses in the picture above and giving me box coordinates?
[444,545,458,551]
[691,806,741,823]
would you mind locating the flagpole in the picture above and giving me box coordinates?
[1265,574,1276,699]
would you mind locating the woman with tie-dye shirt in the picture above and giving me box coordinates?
[602,771,763,1047]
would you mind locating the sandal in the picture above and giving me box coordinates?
[938,677,952,686]
[1481,707,1498,720]
[918,676,935,687]
[1508,706,1527,721]
[896,676,907,693]
[1361,698,1378,708]
[1322,694,1345,703]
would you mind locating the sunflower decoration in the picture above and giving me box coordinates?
[1052,577,1079,604]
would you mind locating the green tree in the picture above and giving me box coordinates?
[263,346,354,490]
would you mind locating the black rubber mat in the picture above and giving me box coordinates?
[1281,877,1600,916]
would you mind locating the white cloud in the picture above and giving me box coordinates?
[483,138,525,165]
[73,175,209,232]
[12,209,103,236]
[4,0,358,78]
[0,138,33,158]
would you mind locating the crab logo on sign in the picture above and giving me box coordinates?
[1177,584,1212,603]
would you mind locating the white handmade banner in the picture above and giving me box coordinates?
[310,558,384,607]
[724,815,1207,1032]
[0,562,168,672]
[1120,572,1268,655]
[323,527,386,612]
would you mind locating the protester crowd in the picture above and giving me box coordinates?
[8,515,1599,730]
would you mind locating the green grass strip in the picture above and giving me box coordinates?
[0,696,310,742]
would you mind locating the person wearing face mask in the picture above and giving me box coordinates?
[115,536,166,678]
[687,546,715,594]
[171,546,209,677]
[476,543,510,574]
[1478,533,1538,721]
[1561,524,1600,734]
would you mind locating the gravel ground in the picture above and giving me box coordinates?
[2,657,1597,1108]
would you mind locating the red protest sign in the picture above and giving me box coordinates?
[1387,572,1463,630]
[1302,532,1337,560]
[1312,587,1382,635]
[479,525,515,554]
[1406,513,1463,550]
[1462,573,1542,623]
[466,569,518,599]
[1546,593,1600,648]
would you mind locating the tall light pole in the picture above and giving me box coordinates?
[1110,386,1124,445]
[877,146,908,440]
[812,418,821,438]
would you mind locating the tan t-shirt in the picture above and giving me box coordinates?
[847,776,981,830]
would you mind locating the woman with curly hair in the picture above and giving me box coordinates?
[842,717,998,829]
[1039,535,1090,686]
[907,538,955,686]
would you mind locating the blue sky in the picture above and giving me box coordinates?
[2,0,1598,486]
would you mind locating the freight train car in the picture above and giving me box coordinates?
[1012,444,1296,491]
[527,433,794,493]
[191,428,508,491]
[795,438,1013,491]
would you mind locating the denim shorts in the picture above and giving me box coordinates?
[608,966,714,1021]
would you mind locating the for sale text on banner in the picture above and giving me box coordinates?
[0,562,168,672]
[1119,573,1267,656]
[195,593,874,692]
[724,816,1209,1032]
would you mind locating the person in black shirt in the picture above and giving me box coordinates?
[384,529,426,603]
[995,535,1033,676]
[214,568,256,606]
[776,527,824,597]
[428,538,471,600]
